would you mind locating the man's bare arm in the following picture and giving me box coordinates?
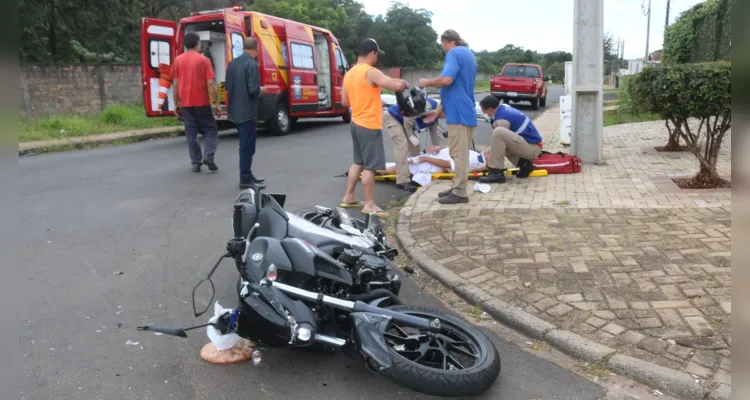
[419,76,453,89]
[173,78,180,107]
[207,78,221,108]
[418,156,452,170]
[341,85,349,107]
[366,68,407,92]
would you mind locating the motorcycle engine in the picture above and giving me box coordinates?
[337,249,391,286]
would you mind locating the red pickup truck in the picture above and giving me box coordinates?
[490,63,550,110]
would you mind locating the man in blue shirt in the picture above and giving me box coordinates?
[477,95,543,183]
[384,96,441,193]
[419,29,477,204]
[226,37,266,189]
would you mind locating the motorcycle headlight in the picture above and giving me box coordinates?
[297,323,313,342]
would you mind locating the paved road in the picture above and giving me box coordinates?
[19,86,604,400]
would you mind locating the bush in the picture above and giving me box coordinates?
[100,105,131,125]
[627,61,731,187]
[662,0,731,65]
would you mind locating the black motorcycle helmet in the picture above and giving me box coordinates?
[395,86,428,118]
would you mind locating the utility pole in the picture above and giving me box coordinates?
[665,0,671,30]
[571,0,604,164]
[644,0,652,62]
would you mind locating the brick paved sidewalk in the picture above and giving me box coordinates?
[398,104,732,392]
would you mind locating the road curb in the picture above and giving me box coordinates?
[393,106,730,399]
[19,126,186,156]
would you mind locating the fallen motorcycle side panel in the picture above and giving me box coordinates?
[350,312,393,370]
[286,212,374,249]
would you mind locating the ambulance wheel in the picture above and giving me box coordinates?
[271,104,292,136]
[530,98,540,110]
[342,109,351,123]
[540,95,547,108]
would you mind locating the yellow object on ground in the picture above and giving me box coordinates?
[369,169,548,181]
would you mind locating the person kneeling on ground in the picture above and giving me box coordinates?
[384,96,441,193]
[477,95,543,184]
[379,145,488,186]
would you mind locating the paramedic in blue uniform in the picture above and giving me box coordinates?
[384,96,441,193]
[477,95,543,183]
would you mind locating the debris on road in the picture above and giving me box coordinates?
[125,340,139,346]
[114,271,124,275]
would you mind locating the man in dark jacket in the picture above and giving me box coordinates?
[225,37,266,189]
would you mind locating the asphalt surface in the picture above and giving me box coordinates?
[18,85,606,400]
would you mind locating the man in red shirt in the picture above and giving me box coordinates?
[172,32,222,173]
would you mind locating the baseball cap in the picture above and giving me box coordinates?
[356,38,385,56]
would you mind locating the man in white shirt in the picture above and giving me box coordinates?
[380,145,488,186]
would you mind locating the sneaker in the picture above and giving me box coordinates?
[438,187,454,198]
[517,159,534,178]
[239,182,256,190]
[396,182,418,193]
[203,159,218,172]
[192,164,201,173]
[478,169,506,184]
[438,192,469,204]
[253,176,266,184]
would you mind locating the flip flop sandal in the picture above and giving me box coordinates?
[364,210,390,217]
[339,201,364,208]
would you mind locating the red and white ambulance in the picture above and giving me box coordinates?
[141,6,351,135]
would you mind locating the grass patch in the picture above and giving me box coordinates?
[580,353,616,379]
[604,87,620,92]
[474,80,490,92]
[529,341,552,352]
[603,109,662,127]
[20,103,182,142]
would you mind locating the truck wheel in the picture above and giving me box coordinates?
[540,96,547,108]
[270,104,292,136]
[530,98,540,110]
[342,109,351,124]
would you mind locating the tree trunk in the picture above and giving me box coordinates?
[662,119,682,151]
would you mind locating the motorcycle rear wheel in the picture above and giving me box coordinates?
[379,305,501,397]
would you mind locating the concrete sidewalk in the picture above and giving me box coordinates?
[396,105,731,399]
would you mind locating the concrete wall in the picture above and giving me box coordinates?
[20,63,143,118]
[19,64,494,118]
[388,67,493,87]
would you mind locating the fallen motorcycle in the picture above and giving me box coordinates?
[232,185,401,298]
[138,186,502,397]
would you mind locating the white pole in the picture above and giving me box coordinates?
[571,0,604,164]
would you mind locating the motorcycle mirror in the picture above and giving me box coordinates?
[192,278,215,317]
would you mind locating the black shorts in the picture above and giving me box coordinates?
[350,123,386,171]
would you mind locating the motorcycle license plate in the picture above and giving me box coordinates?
[507,92,518,97]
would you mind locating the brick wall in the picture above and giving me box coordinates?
[19,63,143,118]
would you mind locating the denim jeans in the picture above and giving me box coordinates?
[181,106,218,165]
[236,120,257,184]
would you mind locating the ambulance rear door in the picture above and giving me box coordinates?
[140,18,177,117]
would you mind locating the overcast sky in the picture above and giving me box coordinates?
[358,0,705,60]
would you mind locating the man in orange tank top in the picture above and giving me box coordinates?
[341,39,408,216]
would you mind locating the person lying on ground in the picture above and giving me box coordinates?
[477,95,543,184]
[385,95,442,193]
[378,145,489,187]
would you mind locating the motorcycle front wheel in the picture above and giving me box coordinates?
[379,305,501,397]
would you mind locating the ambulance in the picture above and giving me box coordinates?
[141,6,351,135]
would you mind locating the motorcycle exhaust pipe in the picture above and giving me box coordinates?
[271,281,438,332]
[314,333,346,347]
